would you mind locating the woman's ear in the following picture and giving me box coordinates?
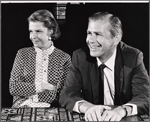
[48,29,53,36]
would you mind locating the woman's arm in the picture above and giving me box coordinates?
[38,53,71,103]
[9,49,36,97]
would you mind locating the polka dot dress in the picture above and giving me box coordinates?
[9,45,71,108]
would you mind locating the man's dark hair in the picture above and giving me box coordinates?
[89,12,123,40]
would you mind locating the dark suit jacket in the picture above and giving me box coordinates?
[59,41,149,115]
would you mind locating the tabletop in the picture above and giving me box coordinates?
[1,107,149,121]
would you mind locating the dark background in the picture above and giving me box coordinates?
[1,2,149,107]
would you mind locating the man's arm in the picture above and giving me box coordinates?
[126,51,149,115]
[101,51,149,121]
[101,105,129,121]
[74,100,94,113]
[73,100,111,121]
[59,51,84,112]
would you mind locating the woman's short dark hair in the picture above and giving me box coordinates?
[88,12,123,40]
[28,9,61,40]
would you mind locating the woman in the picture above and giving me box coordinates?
[9,9,71,108]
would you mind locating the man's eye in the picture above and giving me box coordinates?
[87,32,91,35]
[95,33,103,37]
[37,31,42,33]
[95,33,100,36]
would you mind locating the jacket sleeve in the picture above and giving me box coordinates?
[127,51,150,115]
[38,53,71,104]
[9,50,36,97]
[56,54,72,99]
[59,51,84,112]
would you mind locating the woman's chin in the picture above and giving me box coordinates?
[33,44,40,48]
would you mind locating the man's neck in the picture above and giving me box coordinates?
[98,47,117,63]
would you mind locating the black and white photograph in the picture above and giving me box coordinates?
[1,1,149,121]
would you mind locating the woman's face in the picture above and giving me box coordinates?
[29,21,52,50]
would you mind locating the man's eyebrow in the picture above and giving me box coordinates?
[29,29,43,31]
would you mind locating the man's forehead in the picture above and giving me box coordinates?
[88,19,110,30]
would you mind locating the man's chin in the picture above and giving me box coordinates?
[90,52,100,57]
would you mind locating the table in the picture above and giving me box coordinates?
[1,107,149,121]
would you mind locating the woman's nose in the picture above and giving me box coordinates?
[31,32,38,39]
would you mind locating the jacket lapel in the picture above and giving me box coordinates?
[85,46,100,104]
[114,44,124,105]
[87,42,124,105]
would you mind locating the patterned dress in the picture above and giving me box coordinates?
[9,46,71,108]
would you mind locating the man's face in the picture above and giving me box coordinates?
[86,19,118,62]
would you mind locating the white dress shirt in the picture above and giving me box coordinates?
[73,48,137,116]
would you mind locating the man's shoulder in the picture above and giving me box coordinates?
[119,41,141,55]
[72,46,96,63]
[73,46,89,55]
[118,41,143,65]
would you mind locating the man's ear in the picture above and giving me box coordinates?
[114,33,122,45]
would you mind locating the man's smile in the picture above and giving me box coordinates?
[89,44,102,50]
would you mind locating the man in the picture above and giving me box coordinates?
[59,12,149,121]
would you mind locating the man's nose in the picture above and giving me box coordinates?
[89,35,97,42]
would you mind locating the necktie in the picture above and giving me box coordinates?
[99,63,106,104]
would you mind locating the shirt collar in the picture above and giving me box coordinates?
[34,43,55,55]
[96,48,117,71]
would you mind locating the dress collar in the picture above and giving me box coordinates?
[34,43,55,55]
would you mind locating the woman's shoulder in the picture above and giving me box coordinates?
[17,47,35,56]
[18,47,34,52]
[54,47,71,58]
[51,48,71,64]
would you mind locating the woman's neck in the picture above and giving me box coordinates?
[41,41,52,50]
